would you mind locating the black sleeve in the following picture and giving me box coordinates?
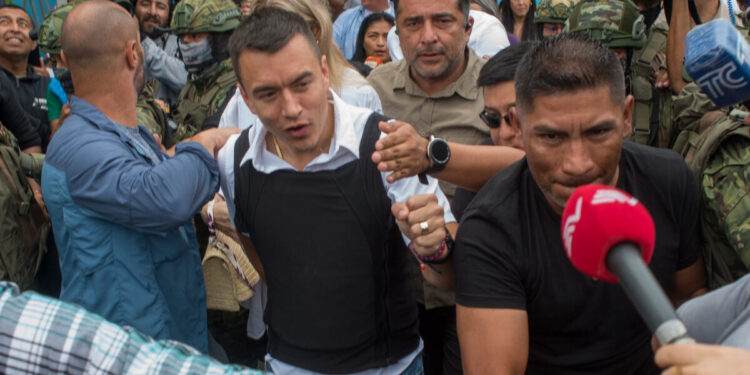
[0,76,42,149]
[454,210,527,310]
[676,162,702,270]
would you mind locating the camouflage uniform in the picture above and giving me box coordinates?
[0,125,47,291]
[167,0,241,144]
[137,79,172,138]
[534,0,575,24]
[569,0,675,148]
[672,83,750,290]
[170,59,236,142]
[37,1,82,55]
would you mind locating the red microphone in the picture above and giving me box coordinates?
[561,184,693,346]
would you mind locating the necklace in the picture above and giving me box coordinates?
[271,134,283,159]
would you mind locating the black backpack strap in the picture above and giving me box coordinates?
[331,112,394,347]
[232,127,252,233]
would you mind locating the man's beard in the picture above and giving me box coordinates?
[139,15,163,38]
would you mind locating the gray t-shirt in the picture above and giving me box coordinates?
[121,125,162,166]
[678,274,750,349]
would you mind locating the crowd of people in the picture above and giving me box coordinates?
[0,0,748,374]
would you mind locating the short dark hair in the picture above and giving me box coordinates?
[0,4,35,28]
[477,42,533,87]
[228,6,321,86]
[393,0,470,22]
[515,33,625,114]
[351,12,394,63]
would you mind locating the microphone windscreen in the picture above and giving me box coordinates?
[685,19,750,107]
[560,184,655,283]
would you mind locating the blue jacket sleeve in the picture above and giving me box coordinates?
[64,137,219,233]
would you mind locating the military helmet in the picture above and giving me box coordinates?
[567,0,646,49]
[37,1,81,54]
[170,0,241,35]
[535,0,575,24]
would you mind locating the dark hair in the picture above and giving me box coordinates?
[477,42,533,87]
[209,30,233,63]
[515,33,625,114]
[0,4,35,28]
[500,0,537,41]
[393,0,470,22]
[351,12,394,63]
[470,0,500,18]
[228,6,321,85]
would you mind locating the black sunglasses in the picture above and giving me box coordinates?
[479,111,511,129]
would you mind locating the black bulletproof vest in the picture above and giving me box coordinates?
[232,113,419,373]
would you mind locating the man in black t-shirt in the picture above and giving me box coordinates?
[453,33,708,375]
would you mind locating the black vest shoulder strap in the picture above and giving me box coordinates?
[232,127,261,233]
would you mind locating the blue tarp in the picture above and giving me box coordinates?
[9,0,56,29]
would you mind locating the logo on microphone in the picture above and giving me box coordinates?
[591,189,639,206]
[562,196,582,257]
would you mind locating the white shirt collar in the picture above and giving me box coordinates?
[242,89,373,172]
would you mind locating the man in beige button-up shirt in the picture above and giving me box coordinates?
[367,0,489,373]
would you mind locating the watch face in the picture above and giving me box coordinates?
[430,139,450,164]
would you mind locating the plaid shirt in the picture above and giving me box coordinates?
[0,282,262,374]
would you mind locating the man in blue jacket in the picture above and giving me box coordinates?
[42,0,238,354]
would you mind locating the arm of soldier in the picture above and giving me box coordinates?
[666,0,691,94]
[704,136,750,271]
[458,306,528,375]
[141,37,188,92]
[372,120,525,190]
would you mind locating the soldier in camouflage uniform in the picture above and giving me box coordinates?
[568,0,675,148]
[167,0,241,145]
[534,0,575,37]
[671,83,750,290]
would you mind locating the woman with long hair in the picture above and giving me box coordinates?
[500,0,537,41]
[351,12,394,65]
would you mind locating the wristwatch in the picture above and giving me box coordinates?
[426,135,450,173]
[418,136,450,184]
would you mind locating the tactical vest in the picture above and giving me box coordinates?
[673,110,750,289]
[629,22,674,148]
[171,59,237,143]
[232,114,419,372]
[0,126,48,291]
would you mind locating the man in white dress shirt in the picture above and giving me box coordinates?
[218,7,457,374]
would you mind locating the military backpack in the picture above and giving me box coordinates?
[0,126,48,290]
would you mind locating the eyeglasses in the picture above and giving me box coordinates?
[479,110,511,129]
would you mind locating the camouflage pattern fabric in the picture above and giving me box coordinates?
[535,0,576,24]
[171,0,241,35]
[136,78,169,139]
[0,125,47,291]
[37,0,83,54]
[672,83,750,289]
[170,59,237,143]
[568,0,646,49]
